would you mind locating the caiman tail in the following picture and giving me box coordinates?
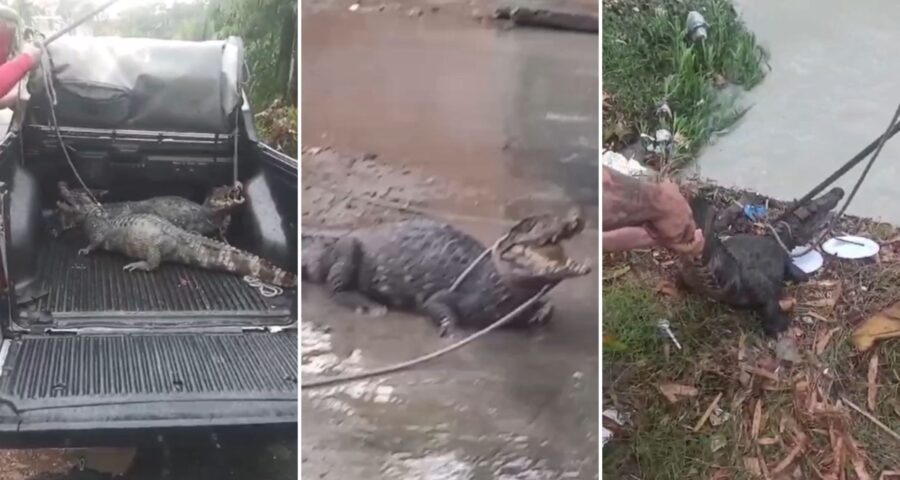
[176,232,297,287]
[775,187,845,250]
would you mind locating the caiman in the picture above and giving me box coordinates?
[54,181,245,238]
[679,187,845,336]
[301,214,591,336]
[56,183,296,287]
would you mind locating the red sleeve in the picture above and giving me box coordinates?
[0,54,34,99]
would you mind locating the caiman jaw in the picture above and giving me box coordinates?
[494,213,592,281]
[207,183,246,209]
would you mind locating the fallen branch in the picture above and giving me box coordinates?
[842,396,900,443]
[694,392,723,432]
[751,399,763,439]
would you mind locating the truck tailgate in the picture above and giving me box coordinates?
[0,333,297,436]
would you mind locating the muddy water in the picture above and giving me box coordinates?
[302,4,598,479]
[302,5,599,213]
[697,0,900,224]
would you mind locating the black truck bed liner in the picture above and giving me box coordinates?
[19,236,293,327]
[0,333,297,437]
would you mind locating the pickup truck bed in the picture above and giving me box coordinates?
[0,333,296,442]
[0,35,298,446]
[26,233,292,327]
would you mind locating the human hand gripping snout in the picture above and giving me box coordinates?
[643,181,705,257]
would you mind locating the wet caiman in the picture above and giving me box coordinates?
[301,214,591,335]
[679,187,845,336]
[57,183,296,287]
[54,182,245,239]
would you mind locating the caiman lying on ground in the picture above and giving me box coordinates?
[57,182,296,287]
[301,214,591,336]
[679,187,845,336]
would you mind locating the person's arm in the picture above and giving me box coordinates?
[0,83,19,110]
[0,53,34,100]
[602,166,662,231]
[603,166,698,244]
[602,227,658,252]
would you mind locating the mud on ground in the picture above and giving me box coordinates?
[302,149,599,479]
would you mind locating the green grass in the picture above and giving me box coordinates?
[603,279,753,479]
[603,277,900,477]
[603,0,769,166]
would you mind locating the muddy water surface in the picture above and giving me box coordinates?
[698,0,900,224]
[302,4,598,479]
[303,3,598,213]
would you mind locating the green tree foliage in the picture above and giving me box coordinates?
[209,0,297,108]
[36,0,297,153]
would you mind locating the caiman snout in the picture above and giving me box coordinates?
[496,213,591,281]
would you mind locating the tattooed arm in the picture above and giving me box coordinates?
[602,166,703,254]
[602,166,663,231]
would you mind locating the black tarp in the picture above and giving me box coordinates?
[33,35,243,134]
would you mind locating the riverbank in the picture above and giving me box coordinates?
[602,0,767,171]
[602,182,900,478]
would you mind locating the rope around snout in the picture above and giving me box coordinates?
[301,235,546,390]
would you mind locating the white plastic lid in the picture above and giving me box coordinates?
[821,236,880,259]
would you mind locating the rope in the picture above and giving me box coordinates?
[41,50,101,207]
[300,285,550,389]
[789,101,900,258]
[301,231,543,389]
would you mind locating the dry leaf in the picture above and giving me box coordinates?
[757,436,779,446]
[656,280,679,297]
[710,434,727,453]
[852,454,872,480]
[742,365,780,382]
[852,303,900,351]
[806,310,836,323]
[751,400,763,439]
[658,383,699,403]
[771,443,805,476]
[709,469,730,480]
[816,327,841,355]
[868,352,879,411]
[829,427,845,479]
[743,457,763,477]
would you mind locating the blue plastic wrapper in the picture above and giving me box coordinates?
[743,204,767,221]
